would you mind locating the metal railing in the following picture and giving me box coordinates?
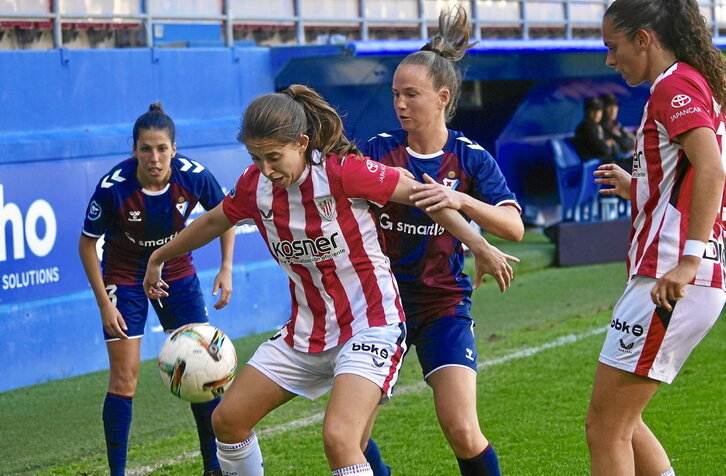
[0,0,722,48]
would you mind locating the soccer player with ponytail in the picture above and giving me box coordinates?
[143,85,516,476]
[79,103,234,476]
[588,1,726,474]
[361,6,524,476]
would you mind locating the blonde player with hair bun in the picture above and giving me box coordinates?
[361,5,524,476]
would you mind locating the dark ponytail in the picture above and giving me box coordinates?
[239,85,359,165]
[605,0,726,108]
[132,102,176,146]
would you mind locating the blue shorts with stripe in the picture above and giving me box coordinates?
[103,273,208,341]
[406,315,478,379]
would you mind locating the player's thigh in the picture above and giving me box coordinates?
[324,373,383,441]
[152,274,208,331]
[106,338,142,393]
[428,365,480,427]
[214,364,296,436]
[587,363,660,431]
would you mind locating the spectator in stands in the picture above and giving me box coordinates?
[78,103,235,476]
[361,5,524,476]
[588,1,726,475]
[143,84,517,476]
[599,93,635,159]
[572,96,618,163]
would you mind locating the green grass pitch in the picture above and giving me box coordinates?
[2,233,724,475]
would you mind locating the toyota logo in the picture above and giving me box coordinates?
[671,94,692,108]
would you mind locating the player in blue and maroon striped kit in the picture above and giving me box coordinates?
[360,6,523,476]
[78,103,234,476]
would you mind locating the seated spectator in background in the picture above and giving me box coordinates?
[600,93,635,161]
[572,97,618,163]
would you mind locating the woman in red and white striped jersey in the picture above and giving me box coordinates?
[588,1,726,475]
[143,84,516,476]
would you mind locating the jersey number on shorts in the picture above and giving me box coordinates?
[105,284,118,307]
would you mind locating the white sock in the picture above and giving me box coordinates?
[331,462,373,475]
[657,468,675,476]
[216,432,264,476]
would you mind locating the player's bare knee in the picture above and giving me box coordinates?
[212,405,254,443]
[108,370,138,395]
[442,419,480,443]
[322,425,357,459]
[443,423,485,457]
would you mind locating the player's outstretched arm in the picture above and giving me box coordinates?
[212,227,235,310]
[390,174,519,292]
[594,163,631,200]
[144,204,233,299]
[78,234,128,339]
[410,173,524,242]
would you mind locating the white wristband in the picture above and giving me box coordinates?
[682,240,706,257]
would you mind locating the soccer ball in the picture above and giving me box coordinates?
[157,323,237,403]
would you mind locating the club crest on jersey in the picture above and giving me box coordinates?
[443,178,459,189]
[314,195,336,221]
[176,201,189,216]
[128,210,142,222]
[87,200,102,221]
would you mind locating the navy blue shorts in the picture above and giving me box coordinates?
[103,273,208,341]
[407,315,478,379]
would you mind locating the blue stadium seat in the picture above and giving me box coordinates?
[548,138,602,222]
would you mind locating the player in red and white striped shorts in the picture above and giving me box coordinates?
[143,84,513,476]
[588,1,726,475]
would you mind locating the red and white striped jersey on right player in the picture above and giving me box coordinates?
[628,62,726,290]
[222,152,405,353]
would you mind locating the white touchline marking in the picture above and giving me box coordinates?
[127,326,607,475]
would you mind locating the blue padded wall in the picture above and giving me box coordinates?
[0,47,290,392]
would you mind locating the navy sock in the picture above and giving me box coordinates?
[456,444,501,476]
[191,398,221,473]
[363,438,391,476]
[103,393,133,476]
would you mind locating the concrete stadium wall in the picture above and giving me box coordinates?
[0,47,290,392]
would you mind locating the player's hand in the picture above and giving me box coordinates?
[143,258,169,300]
[101,303,128,339]
[212,267,233,310]
[470,241,519,292]
[650,257,700,311]
[393,166,415,180]
[594,163,631,200]
[410,173,463,212]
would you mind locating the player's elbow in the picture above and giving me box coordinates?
[500,222,525,242]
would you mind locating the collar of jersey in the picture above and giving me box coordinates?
[288,163,312,187]
[650,61,679,93]
[141,183,171,196]
[405,146,444,159]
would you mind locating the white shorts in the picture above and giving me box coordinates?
[248,323,407,401]
[599,276,725,384]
